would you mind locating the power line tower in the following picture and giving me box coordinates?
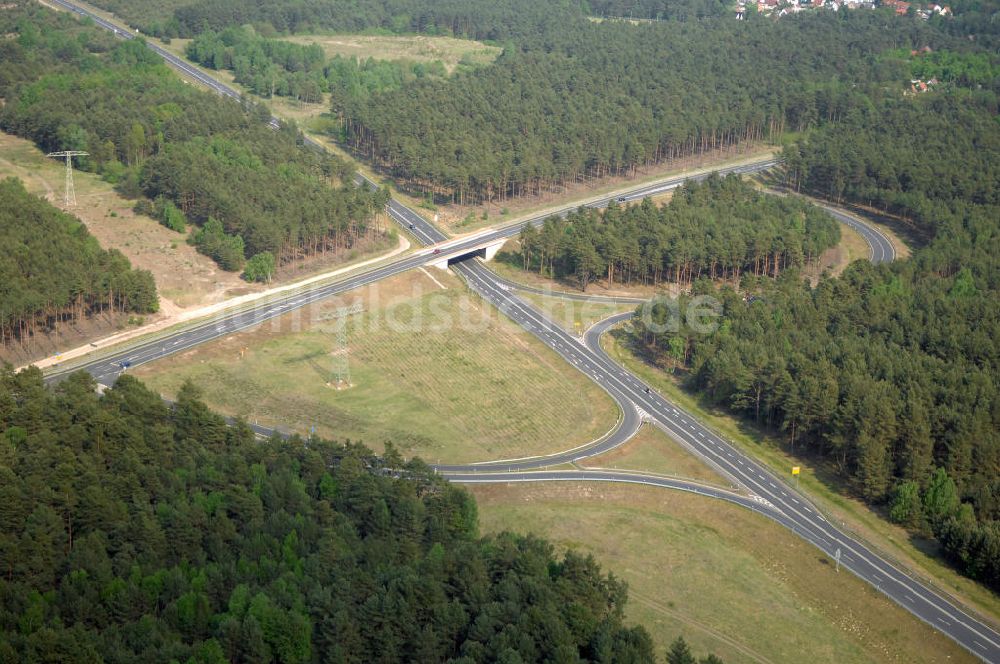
[316,302,364,389]
[46,151,89,207]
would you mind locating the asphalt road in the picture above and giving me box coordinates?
[440,274,1000,662]
[410,157,782,255]
[487,271,649,304]
[820,203,896,264]
[39,2,996,659]
[445,469,770,512]
[43,149,774,386]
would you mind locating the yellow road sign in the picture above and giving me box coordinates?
[791,466,800,475]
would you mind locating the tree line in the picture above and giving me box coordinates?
[185,26,450,106]
[631,91,1000,591]
[882,47,1000,90]
[587,0,730,20]
[782,91,999,222]
[335,11,948,204]
[515,176,840,290]
[0,3,387,273]
[91,0,751,40]
[186,26,327,103]
[0,178,158,350]
[0,367,726,663]
[164,0,582,41]
[82,0,982,207]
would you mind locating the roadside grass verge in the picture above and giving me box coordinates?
[491,248,673,300]
[488,195,888,299]
[516,292,636,333]
[440,148,778,234]
[581,423,727,487]
[800,222,870,283]
[134,271,619,464]
[471,482,973,664]
[601,325,1000,627]
[756,176,918,260]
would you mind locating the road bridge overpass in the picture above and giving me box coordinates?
[35,3,998,658]
[423,236,508,270]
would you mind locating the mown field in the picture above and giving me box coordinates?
[515,290,636,333]
[583,423,728,487]
[283,33,501,73]
[472,482,974,664]
[600,323,1000,630]
[135,270,619,463]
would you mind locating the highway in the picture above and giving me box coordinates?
[39,1,995,659]
[439,267,999,661]
[487,270,648,304]
[388,157,782,249]
[43,150,776,386]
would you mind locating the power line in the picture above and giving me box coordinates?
[316,302,364,389]
[46,151,89,207]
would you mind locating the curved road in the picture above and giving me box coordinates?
[441,269,999,662]
[446,469,773,514]
[821,204,896,264]
[39,2,995,659]
[487,271,649,304]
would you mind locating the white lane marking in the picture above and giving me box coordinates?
[462,261,1000,652]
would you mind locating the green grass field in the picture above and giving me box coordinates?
[471,482,974,664]
[583,423,728,487]
[283,33,501,73]
[600,325,1000,628]
[135,271,619,463]
[516,290,637,333]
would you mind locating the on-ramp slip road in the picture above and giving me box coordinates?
[820,204,896,264]
[40,1,994,659]
[441,266,998,662]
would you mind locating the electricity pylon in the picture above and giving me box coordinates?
[46,151,89,207]
[316,302,364,389]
